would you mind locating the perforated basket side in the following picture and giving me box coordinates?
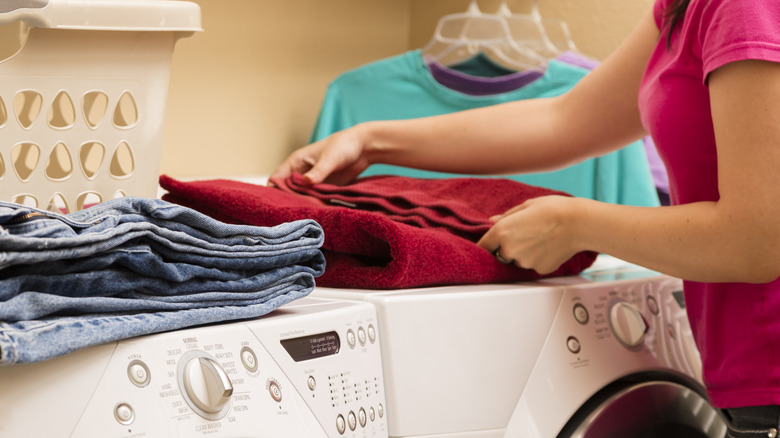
[0,27,177,212]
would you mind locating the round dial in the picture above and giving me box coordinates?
[609,301,648,349]
[177,350,233,420]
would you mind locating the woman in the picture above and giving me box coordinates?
[271,0,780,435]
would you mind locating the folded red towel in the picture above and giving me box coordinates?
[160,175,597,289]
[271,173,574,241]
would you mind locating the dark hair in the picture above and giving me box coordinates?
[663,0,691,47]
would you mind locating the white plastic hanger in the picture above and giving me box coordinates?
[500,0,580,57]
[422,0,546,71]
[499,1,558,58]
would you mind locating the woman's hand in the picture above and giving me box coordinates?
[477,195,584,275]
[269,125,373,186]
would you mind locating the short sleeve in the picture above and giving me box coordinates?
[701,0,780,76]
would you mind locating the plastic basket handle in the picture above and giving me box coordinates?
[0,0,201,32]
[0,0,49,26]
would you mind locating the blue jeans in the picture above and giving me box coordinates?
[723,406,780,438]
[0,198,325,365]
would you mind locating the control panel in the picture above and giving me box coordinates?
[504,271,706,437]
[559,273,699,377]
[0,297,388,438]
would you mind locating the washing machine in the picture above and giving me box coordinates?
[0,297,388,438]
[312,255,727,438]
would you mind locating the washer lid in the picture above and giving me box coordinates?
[0,0,202,32]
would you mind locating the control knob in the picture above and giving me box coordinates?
[177,350,233,420]
[609,301,648,349]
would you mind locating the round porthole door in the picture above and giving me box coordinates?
[559,378,727,438]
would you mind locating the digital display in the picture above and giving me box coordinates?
[280,331,341,362]
[672,290,686,309]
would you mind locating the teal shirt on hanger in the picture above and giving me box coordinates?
[310,50,660,207]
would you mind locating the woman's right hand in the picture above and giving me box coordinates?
[269,124,374,186]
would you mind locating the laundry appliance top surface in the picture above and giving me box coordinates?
[312,256,711,438]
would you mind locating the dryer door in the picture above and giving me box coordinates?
[559,380,727,438]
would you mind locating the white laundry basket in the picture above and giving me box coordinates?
[0,0,201,213]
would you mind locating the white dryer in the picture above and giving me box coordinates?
[312,256,727,438]
[0,297,388,438]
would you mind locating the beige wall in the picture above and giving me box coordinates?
[159,0,652,178]
[162,0,411,178]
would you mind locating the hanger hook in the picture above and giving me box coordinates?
[531,0,541,19]
[467,0,481,15]
[498,0,511,17]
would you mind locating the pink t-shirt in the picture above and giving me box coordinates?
[638,0,780,408]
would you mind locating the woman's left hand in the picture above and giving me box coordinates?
[477,195,583,275]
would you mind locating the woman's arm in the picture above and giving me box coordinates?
[271,11,660,185]
[480,59,780,284]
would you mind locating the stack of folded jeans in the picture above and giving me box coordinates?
[0,197,325,365]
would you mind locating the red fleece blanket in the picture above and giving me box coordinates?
[159,174,597,289]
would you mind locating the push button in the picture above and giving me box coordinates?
[348,411,357,431]
[359,408,367,427]
[567,336,581,354]
[269,381,282,402]
[347,329,356,349]
[667,323,676,340]
[358,327,367,346]
[308,376,317,391]
[114,403,135,425]
[127,360,150,387]
[647,296,660,315]
[573,303,589,325]
[240,347,258,372]
[336,415,346,435]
